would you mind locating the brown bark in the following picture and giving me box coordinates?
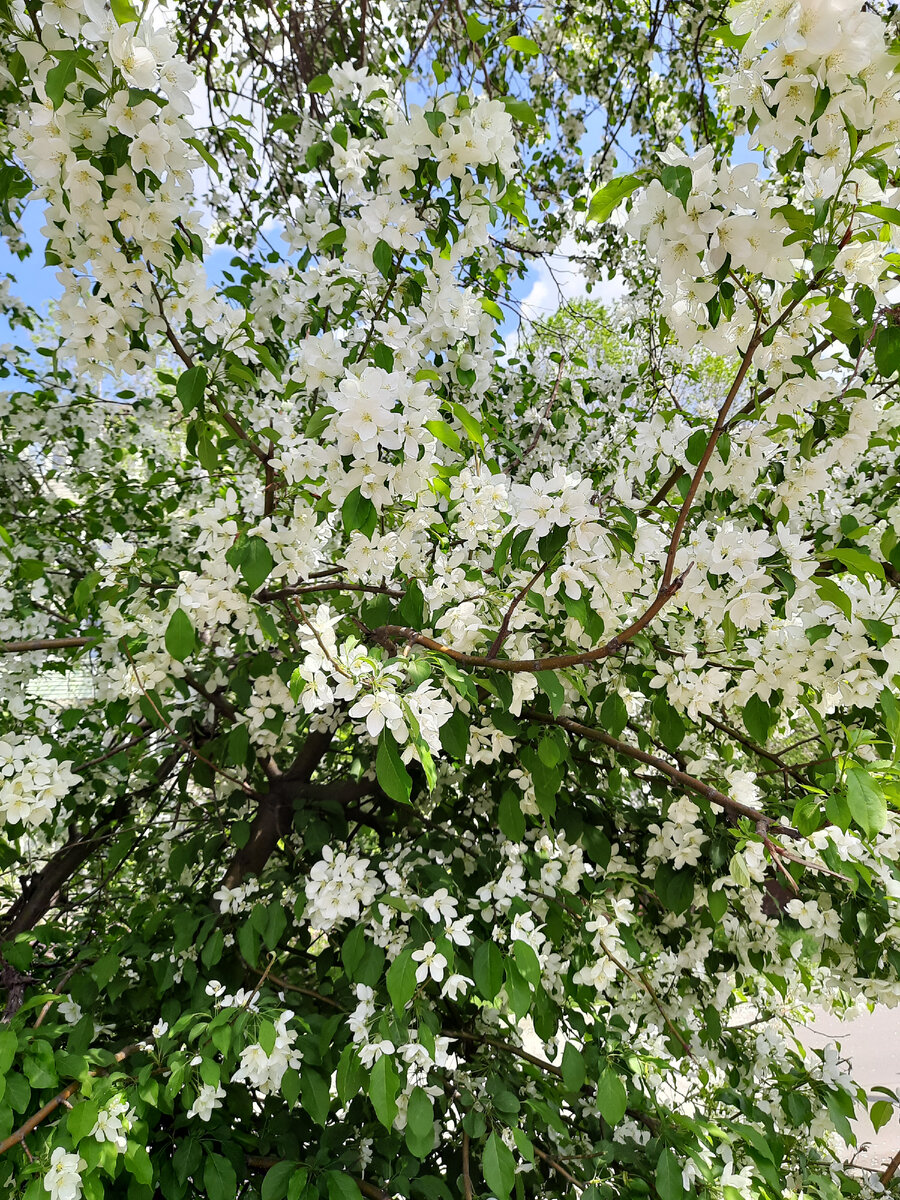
[218,730,333,891]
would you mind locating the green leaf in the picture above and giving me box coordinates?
[111,0,139,22]
[386,947,418,1012]
[845,767,887,838]
[875,326,900,377]
[405,1086,435,1158]
[826,547,885,584]
[0,1030,17,1075]
[503,97,538,126]
[300,1068,330,1126]
[397,579,425,629]
[654,695,685,751]
[261,1162,296,1200]
[67,1099,98,1144]
[655,862,694,915]
[308,74,333,94]
[235,535,274,591]
[742,693,774,745]
[709,22,749,49]
[46,52,78,108]
[341,487,378,539]
[473,940,504,1000]
[863,618,892,648]
[860,202,900,227]
[439,709,469,760]
[871,1099,894,1132]
[376,730,412,805]
[660,164,692,206]
[561,1043,586,1093]
[498,790,526,842]
[535,670,565,716]
[505,35,540,55]
[288,1170,309,1200]
[600,692,628,739]
[596,1069,627,1126]
[176,366,207,414]
[466,13,491,41]
[124,1142,153,1185]
[369,1054,400,1129]
[372,239,393,279]
[424,419,461,452]
[483,1131,515,1197]
[588,175,642,222]
[656,1149,684,1200]
[816,577,852,621]
[449,401,484,448]
[165,608,196,662]
[326,1175,360,1200]
[512,940,541,989]
[204,1152,237,1200]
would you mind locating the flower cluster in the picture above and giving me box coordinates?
[303,845,383,933]
[0,733,80,827]
[231,1011,303,1097]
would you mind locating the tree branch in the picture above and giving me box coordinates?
[0,636,98,654]
[373,565,691,675]
[0,1043,144,1155]
[522,709,802,837]
[217,730,333,892]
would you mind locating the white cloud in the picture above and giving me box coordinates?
[505,235,626,354]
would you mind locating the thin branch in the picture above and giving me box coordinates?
[0,1043,144,1155]
[446,1030,563,1078]
[0,636,98,654]
[123,645,262,800]
[523,709,802,837]
[660,329,761,590]
[593,937,693,1058]
[373,564,692,675]
[534,1145,584,1190]
[881,1149,900,1186]
[507,357,566,472]
[258,581,405,603]
[462,1130,473,1200]
[486,559,553,660]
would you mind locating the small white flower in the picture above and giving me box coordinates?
[44,1147,86,1200]
[411,940,448,983]
[58,997,82,1024]
[186,1083,226,1121]
[441,973,473,1001]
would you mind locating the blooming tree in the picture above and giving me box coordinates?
[2,0,900,1198]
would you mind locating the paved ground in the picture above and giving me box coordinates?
[797,1007,900,1170]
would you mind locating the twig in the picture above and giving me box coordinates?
[486,559,553,660]
[0,1043,143,1155]
[259,581,405,602]
[507,357,566,472]
[0,636,98,654]
[123,644,262,799]
[534,1145,584,1190]
[462,1130,473,1200]
[373,564,692,675]
[241,958,345,1010]
[660,329,761,590]
[523,709,803,837]
[881,1148,900,1186]
[595,939,694,1059]
[446,1030,563,1078]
